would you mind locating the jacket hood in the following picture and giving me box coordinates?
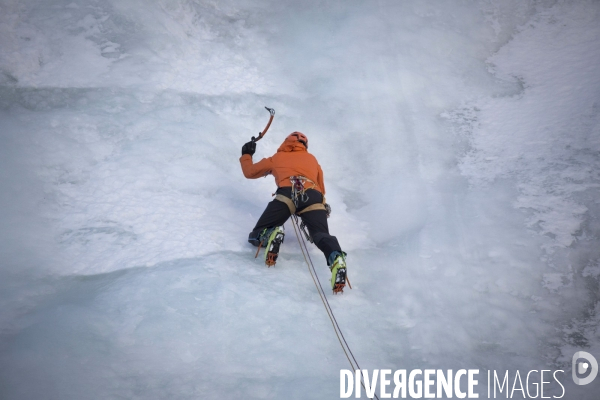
[277,136,308,153]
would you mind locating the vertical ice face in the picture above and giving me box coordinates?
[456,5,600,397]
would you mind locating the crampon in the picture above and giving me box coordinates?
[332,268,346,294]
[265,251,278,267]
[330,253,348,294]
[333,283,345,294]
[264,228,284,267]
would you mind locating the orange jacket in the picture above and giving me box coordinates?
[240,136,326,194]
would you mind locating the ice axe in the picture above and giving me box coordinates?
[251,107,275,143]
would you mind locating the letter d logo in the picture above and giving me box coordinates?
[572,351,598,385]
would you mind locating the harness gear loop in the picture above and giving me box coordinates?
[290,176,315,206]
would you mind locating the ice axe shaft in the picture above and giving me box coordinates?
[252,107,275,143]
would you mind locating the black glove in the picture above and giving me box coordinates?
[325,203,331,218]
[241,141,256,156]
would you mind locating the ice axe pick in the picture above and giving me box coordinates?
[251,107,275,143]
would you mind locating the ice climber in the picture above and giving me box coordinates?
[240,132,347,293]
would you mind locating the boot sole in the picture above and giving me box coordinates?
[265,232,284,267]
[332,267,346,294]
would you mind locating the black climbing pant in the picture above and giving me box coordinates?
[248,187,342,265]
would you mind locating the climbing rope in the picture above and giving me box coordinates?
[290,214,380,400]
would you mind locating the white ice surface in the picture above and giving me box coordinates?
[1,0,600,399]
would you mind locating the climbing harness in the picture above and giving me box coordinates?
[275,176,328,214]
[274,176,328,243]
[290,214,377,400]
[251,107,275,143]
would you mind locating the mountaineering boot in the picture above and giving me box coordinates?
[248,229,264,247]
[264,226,285,267]
[330,254,347,294]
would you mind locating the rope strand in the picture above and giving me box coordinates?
[291,215,379,400]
